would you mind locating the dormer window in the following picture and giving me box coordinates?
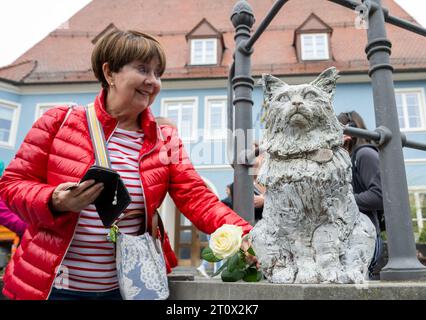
[187,18,223,66]
[301,33,329,60]
[191,38,217,65]
[294,13,333,62]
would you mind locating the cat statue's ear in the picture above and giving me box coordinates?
[259,74,289,122]
[260,74,289,101]
[310,67,340,98]
[259,74,289,109]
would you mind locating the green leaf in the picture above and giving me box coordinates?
[108,225,119,243]
[227,252,240,273]
[201,247,221,263]
[221,269,245,282]
[247,247,256,256]
[243,268,263,282]
[236,252,248,270]
[212,260,228,278]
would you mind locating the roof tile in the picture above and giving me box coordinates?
[2,0,425,84]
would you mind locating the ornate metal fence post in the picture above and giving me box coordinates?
[365,0,426,280]
[230,1,255,224]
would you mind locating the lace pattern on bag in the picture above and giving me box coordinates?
[116,232,169,300]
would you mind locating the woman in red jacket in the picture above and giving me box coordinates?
[0,29,252,300]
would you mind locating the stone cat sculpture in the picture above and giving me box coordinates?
[250,67,376,284]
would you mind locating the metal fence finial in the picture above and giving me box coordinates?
[231,0,255,29]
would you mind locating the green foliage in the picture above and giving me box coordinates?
[221,269,245,282]
[418,229,426,243]
[247,247,256,256]
[201,247,222,263]
[237,253,248,270]
[243,267,263,282]
[109,225,119,243]
[202,241,262,282]
[227,252,241,273]
[228,251,247,272]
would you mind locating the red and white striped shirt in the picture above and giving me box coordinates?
[54,127,146,292]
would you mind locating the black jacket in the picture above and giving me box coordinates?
[351,144,384,234]
[221,182,264,221]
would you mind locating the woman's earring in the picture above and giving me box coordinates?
[110,82,115,88]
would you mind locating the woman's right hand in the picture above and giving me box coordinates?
[50,180,104,213]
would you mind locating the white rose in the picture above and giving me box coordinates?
[209,224,243,260]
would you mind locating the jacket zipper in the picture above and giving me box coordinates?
[46,124,120,299]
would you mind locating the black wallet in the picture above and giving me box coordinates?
[80,165,131,227]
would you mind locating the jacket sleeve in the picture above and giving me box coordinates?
[165,127,252,236]
[354,147,384,212]
[0,106,70,229]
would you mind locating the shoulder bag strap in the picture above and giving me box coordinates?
[85,103,111,168]
[60,105,74,130]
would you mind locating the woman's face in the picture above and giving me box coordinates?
[109,57,162,115]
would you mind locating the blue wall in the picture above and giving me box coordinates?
[0,91,98,164]
[0,90,20,103]
[0,90,22,164]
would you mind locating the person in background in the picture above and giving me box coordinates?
[155,116,177,128]
[221,184,233,209]
[252,152,266,223]
[0,202,27,239]
[337,111,384,278]
[0,29,253,300]
[220,147,266,223]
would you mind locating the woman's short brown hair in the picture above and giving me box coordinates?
[91,29,166,89]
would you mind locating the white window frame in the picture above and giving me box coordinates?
[0,99,21,149]
[35,102,77,122]
[204,96,227,141]
[395,88,426,132]
[161,97,198,142]
[409,187,426,233]
[190,38,217,65]
[301,33,329,61]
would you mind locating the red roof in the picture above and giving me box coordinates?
[0,0,425,84]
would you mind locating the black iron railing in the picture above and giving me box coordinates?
[229,0,426,281]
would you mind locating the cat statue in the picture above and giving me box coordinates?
[250,67,376,284]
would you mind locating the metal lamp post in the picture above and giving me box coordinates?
[365,0,426,280]
[230,1,256,225]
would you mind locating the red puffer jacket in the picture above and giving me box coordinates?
[0,89,252,300]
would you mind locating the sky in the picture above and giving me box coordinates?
[0,0,425,68]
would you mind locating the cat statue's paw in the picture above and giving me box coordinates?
[295,267,319,283]
[269,266,296,283]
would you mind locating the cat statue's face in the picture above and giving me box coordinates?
[261,67,343,157]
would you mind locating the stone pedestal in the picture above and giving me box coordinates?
[169,277,426,300]
[2,272,426,300]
